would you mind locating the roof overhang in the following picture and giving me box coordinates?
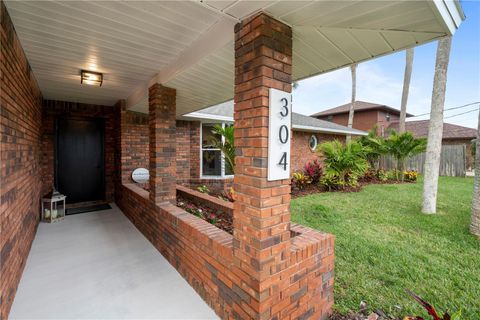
[4,0,465,116]
[314,105,415,117]
[180,110,368,136]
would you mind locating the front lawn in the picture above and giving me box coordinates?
[291,176,479,319]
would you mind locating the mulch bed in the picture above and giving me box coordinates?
[292,179,413,198]
[176,195,233,234]
[329,311,399,320]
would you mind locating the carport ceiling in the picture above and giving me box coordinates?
[4,1,463,116]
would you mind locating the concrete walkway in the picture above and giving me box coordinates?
[10,204,218,319]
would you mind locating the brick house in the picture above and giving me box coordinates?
[178,101,366,190]
[311,101,414,136]
[0,1,463,319]
[388,120,478,170]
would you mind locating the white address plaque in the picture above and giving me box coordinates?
[268,88,292,181]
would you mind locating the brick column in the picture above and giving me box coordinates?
[149,84,176,204]
[233,13,292,318]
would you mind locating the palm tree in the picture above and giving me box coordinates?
[384,130,427,181]
[471,109,480,237]
[358,126,387,169]
[422,36,452,214]
[209,124,235,174]
[399,48,414,133]
[346,64,357,143]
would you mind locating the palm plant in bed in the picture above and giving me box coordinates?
[384,130,427,181]
[318,140,369,189]
[209,124,235,174]
[358,126,387,170]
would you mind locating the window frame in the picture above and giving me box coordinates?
[200,122,234,179]
[309,134,318,151]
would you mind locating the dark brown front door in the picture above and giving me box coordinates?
[56,118,105,204]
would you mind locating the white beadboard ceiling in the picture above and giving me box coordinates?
[4,1,463,116]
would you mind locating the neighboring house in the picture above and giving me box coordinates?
[311,101,413,135]
[388,120,478,170]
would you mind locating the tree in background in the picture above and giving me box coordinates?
[209,124,235,174]
[422,37,452,214]
[399,48,414,133]
[470,109,480,237]
[384,130,427,181]
[346,64,357,143]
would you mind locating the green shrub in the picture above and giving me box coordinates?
[197,185,210,194]
[384,130,426,181]
[403,170,418,182]
[292,171,311,190]
[358,126,387,169]
[377,169,388,181]
[318,140,369,189]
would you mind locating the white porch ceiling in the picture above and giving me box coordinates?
[4,1,463,115]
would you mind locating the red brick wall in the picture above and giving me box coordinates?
[148,84,177,203]
[41,100,116,202]
[376,110,399,136]
[113,113,232,194]
[318,110,380,133]
[291,131,345,172]
[317,109,399,136]
[1,3,43,318]
[177,120,192,184]
[118,108,149,184]
[190,122,201,180]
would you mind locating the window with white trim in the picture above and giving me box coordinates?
[201,123,234,178]
[309,135,318,151]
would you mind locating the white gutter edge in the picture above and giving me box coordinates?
[292,124,368,136]
[182,113,368,136]
[181,113,234,122]
[429,0,465,36]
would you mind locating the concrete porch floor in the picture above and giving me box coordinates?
[10,204,218,319]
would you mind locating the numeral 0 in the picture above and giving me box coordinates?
[279,125,289,144]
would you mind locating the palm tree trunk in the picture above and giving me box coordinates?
[346,64,357,143]
[470,109,480,236]
[399,48,414,133]
[398,158,405,182]
[422,37,452,214]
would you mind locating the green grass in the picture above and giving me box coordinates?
[291,176,479,319]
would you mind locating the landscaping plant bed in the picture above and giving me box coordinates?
[176,195,233,234]
[291,179,413,198]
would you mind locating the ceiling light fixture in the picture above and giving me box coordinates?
[81,70,103,86]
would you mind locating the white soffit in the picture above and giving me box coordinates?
[4,1,464,115]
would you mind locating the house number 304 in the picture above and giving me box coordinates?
[268,89,292,181]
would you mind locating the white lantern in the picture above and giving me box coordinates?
[41,191,66,223]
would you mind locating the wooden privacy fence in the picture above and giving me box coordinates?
[379,144,466,177]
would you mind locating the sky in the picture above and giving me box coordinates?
[292,0,480,129]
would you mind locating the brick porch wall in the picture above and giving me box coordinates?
[0,2,43,318]
[116,183,333,320]
[41,100,116,202]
